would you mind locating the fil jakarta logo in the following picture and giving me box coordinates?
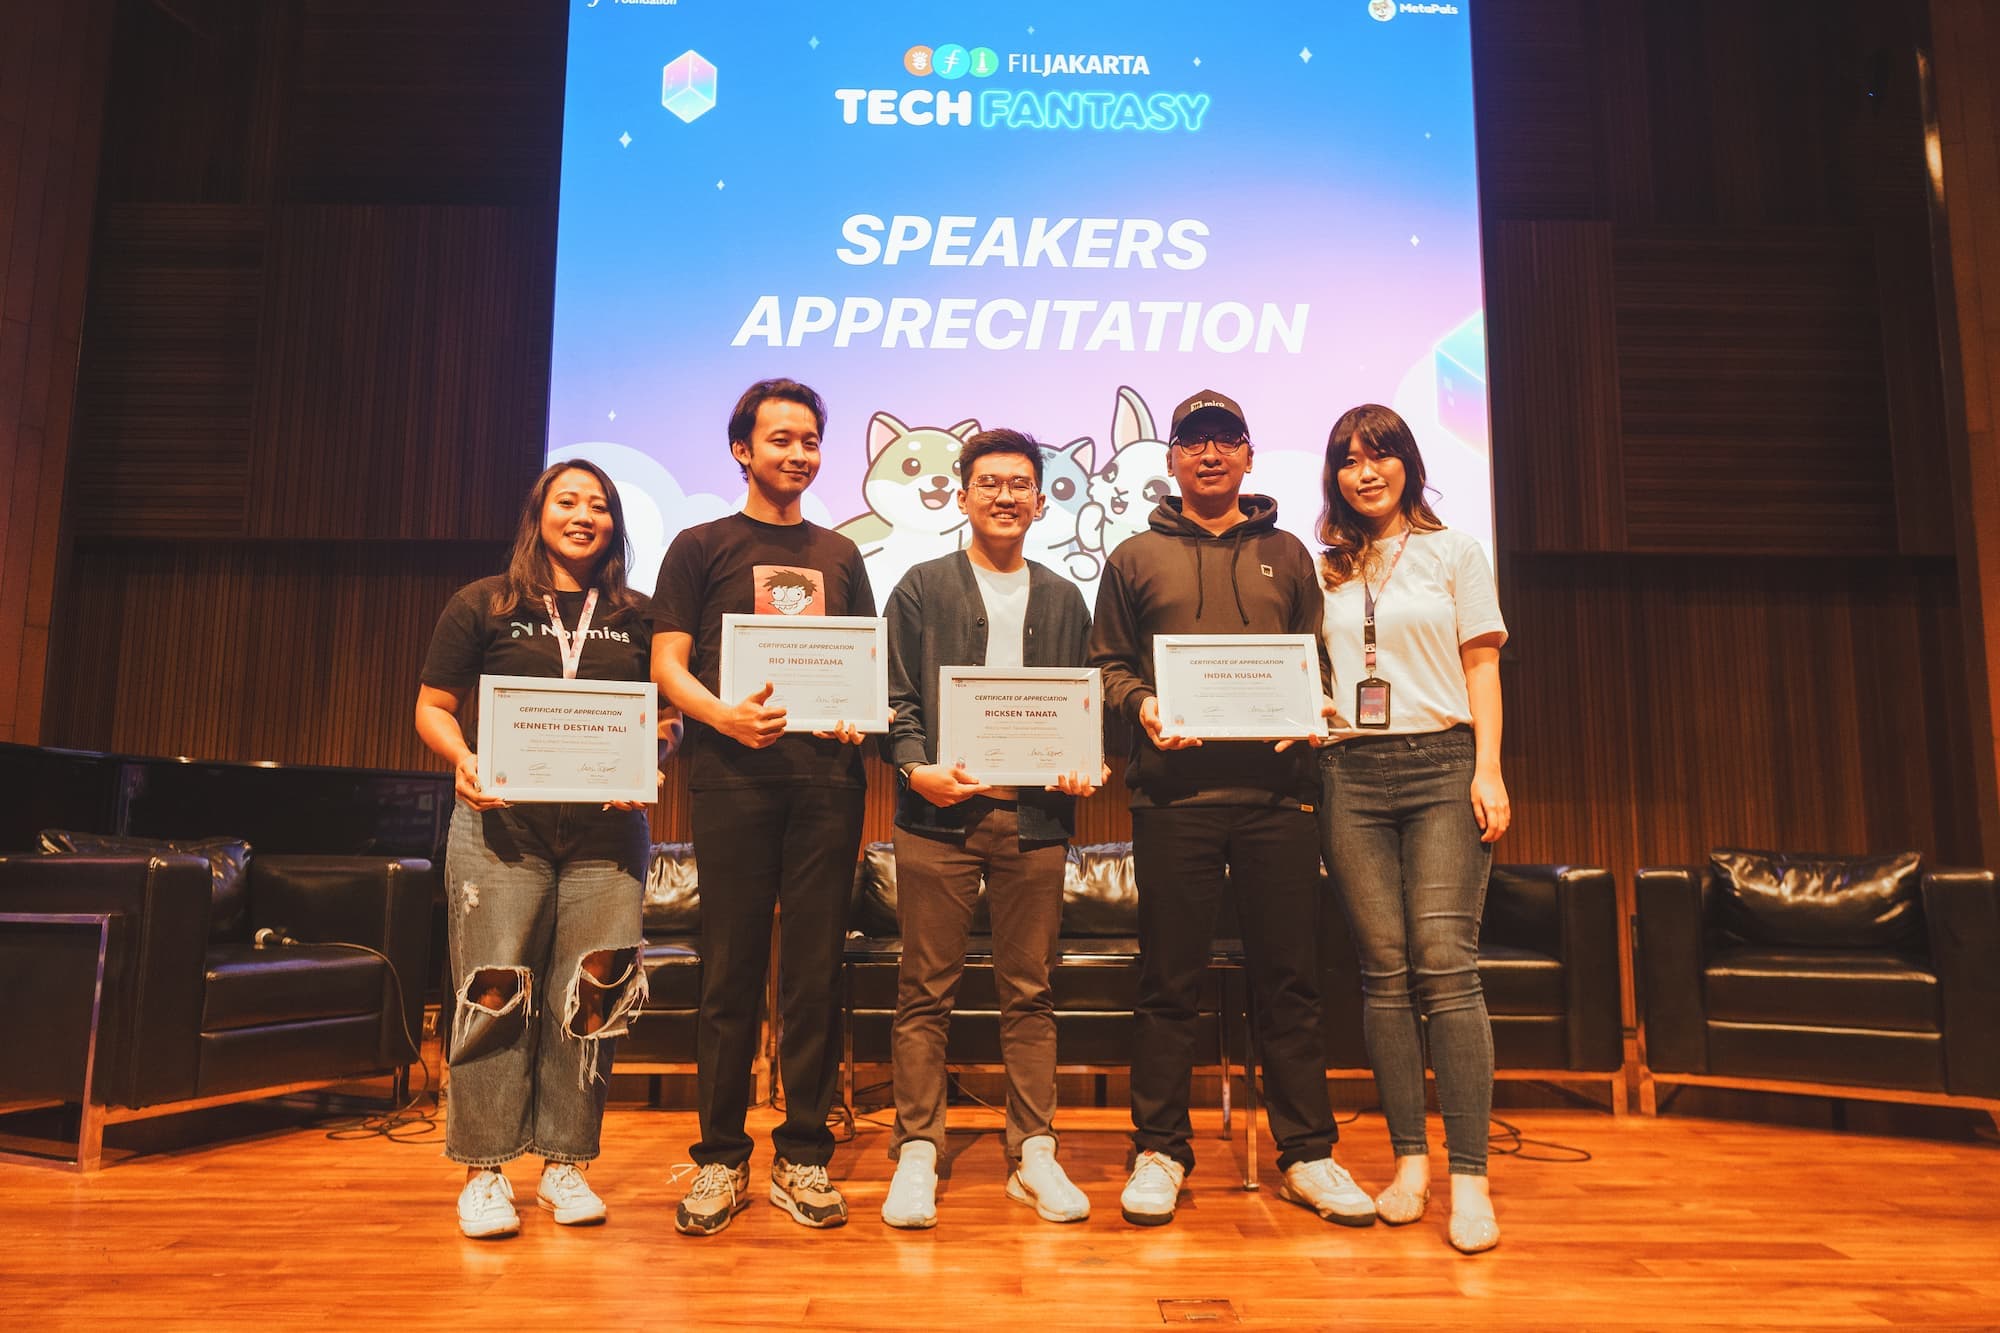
[903,43,999,79]
[1369,0,1397,19]
[662,49,718,123]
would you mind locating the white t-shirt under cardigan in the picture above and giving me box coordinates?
[1319,527,1507,740]
[970,560,1031,792]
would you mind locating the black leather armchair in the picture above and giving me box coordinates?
[1319,864,1627,1109]
[0,849,433,1168]
[1635,849,2000,1115]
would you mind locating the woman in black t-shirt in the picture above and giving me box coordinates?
[415,459,665,1239]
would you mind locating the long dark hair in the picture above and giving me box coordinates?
[488,459,645,620]
[1316,404,1444,591]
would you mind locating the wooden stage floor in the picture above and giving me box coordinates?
[4,1100,1997,1330]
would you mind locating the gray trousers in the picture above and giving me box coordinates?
[890,803,1066,1166]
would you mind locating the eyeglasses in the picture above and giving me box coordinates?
[968,477,1038,498]
[1173,433,1249,455]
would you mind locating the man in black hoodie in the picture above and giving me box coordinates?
[1089,389,1376,1228]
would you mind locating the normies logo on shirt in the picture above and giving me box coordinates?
[509,622,634,643]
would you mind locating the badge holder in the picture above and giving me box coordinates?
[1356,676,1391,729]
[1357,535,1409,730]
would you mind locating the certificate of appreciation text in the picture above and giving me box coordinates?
[936,666,1102,786]
[718,614,890,733]
[477,674,657,803]
[1152,634,1325,740]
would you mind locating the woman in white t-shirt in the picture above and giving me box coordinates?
[1314,404,1510,1254]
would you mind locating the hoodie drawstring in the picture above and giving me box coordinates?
[1228,526,1250,625]
[1190,522,1253,625]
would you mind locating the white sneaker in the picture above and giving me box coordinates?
[537,1161,607,1226]
[1007,1134,1089,1223]
[457,1169,520,1239]
[880,1140,939,1229]
[1119,1150,1186,1227]
[1279,1156,1378,1227]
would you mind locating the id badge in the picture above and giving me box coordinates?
[1355,677,1391,729]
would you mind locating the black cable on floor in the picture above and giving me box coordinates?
[1487,1114,1591,1163]
[291,941,442,1145]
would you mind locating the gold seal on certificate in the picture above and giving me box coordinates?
[477,675,658,803]
[718,614,890,733]
[937,666,1103,786]
[1152,634,1326,740]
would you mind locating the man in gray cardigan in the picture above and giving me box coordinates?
[878,428,1099,1229]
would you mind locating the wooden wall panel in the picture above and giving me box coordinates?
[283,0,565,205]
[66,204,264,537]
[1931,0,2000,864]
[1469,0,1604,221]
[0,0,115,743]
[245,205,552,540]
[1873,212,1957,557]
[93,0,275,206]
[1614,228,1899,552]
[1487,222,1624,552]
[44,540,502,765]
[1621,557,1974,866]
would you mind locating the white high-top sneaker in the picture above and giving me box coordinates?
[1119,1150,1186,1227]
[1006,1134,1090,1223]
[880,1140,939,1229]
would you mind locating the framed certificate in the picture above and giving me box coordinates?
[1153,634,1326,740]
[718,614,890,733]
[936,666,1103,786]
[476,674,658,803]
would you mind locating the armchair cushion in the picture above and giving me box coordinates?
[643,842,700,933]
[39,829,250,943]
[1710,848,1923,950]
[202,943,387,1032]
[1063,843,1142,938]
[1705,944,1939,1032]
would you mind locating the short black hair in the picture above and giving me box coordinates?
[957,428,1044,490]
[728,378,827,479]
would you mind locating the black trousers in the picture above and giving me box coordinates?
[689,782,866,1168]
[1130,804,1337,1172]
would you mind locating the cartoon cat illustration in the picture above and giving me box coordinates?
[1024,437,1102,584]
[837,411,980,594]
[1076,386,1175,560]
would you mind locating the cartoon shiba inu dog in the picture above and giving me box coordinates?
[837,411,980,593]
[1076,386,1175,561]
[1024,437,1103,583]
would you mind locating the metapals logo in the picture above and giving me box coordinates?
[1368,0,1396,20]
[662,49,717,123]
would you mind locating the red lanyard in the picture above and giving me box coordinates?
[1361,529,1413,675]
[542,589,598,679]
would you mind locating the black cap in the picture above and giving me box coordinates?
[1169,389,1248,441]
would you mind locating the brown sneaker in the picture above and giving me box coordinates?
[674,1162,751,1236]
[769,1156,848,1228]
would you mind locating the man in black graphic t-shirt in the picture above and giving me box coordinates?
[649,378,876,1236]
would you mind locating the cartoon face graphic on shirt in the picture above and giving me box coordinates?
[756,566,824,616]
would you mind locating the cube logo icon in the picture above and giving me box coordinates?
[662,50,717,123]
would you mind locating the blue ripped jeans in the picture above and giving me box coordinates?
[1319,727,1494,1176]
[443,801,648,1167]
